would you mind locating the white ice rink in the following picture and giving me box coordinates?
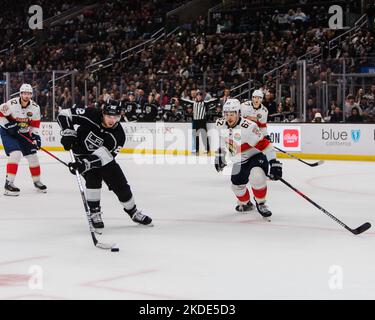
[0,152,374,300]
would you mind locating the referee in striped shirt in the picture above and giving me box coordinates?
[181,91,217,154]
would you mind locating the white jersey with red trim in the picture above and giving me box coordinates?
[216,117,276,164]
[0,98,41,134]
[240,101,268,136]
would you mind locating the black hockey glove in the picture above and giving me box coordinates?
[68,155,102,175]
[60,129,77,151]
[31,133,41,149]
[269,159,282,180]
[265,135,271,141]
[3,122,19,136]
[214,148,227,172]
[68,158,91,175]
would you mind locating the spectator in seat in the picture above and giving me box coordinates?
[273,10,289,30]
[208,103,223,122]
[136,89,147,107]
[329,106,343,123]
[269,103,285,122]
[364,85,375,101]
[58,87,73,109]
[344,94,361,118]
[294,8,307,28]
[363,100,375,122]
[163,105,183,122]
[264,90,277,114]
[215,80,226,98]
[219,88,231,106]
[312,112,324,123]
[283,97,293,112]
[356,88,365,103]
[346,107,364,123]
[284,103,298,122]
[306,97,317,120]
[184,105,194,122]
[325,101,338,121]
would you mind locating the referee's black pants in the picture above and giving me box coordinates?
[192,119,210,153]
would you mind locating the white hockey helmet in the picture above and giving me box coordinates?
[252,89,264,99]
[20,83,33,95]
[222,98,241,115]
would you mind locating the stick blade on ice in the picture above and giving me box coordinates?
[351,222,371,235]
[96,242,117,250]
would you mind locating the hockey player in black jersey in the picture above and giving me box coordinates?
[57,100,153,229]
[138,94,158,122]
[123,92,140,122]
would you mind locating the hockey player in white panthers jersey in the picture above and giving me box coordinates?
[214,98,282,217]
[0,83,46,196]
[240,89,269,138]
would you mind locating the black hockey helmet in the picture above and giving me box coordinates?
[102,99,121,116]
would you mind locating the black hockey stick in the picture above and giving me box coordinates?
[277,176,371,235]
[19,133,69,167]
[69,150,118,250]
[274,146,324,167]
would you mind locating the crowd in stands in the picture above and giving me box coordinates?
[1,0,374,123]
[0,0,81,53]
[210,4,331,34]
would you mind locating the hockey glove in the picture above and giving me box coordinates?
[68,158,91,175]
[3,122,20,136]
[269,159,283,180]
[31,133,41,149]
[214,148,227,172]
[265,135,271,141]
[60,129,77,151]
[68,155,102,175]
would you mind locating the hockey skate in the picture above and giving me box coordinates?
[235,201,254,213]
[90,207,104,229]
[129,210,153,226]
[4,180,20,196]
[34,181,47,193]
[255,200,272,218]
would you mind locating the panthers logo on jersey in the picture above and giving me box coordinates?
[225,138,243,156]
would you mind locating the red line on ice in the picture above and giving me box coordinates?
[0,256,49,267]
[81,269,158,286]
[0,274,30,286]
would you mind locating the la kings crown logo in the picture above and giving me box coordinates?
[85,132,104,151]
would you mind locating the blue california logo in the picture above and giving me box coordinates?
[351,129,361,142]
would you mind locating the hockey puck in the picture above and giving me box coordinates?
[111,247,119,252]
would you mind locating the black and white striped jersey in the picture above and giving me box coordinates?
[181,98,218,120]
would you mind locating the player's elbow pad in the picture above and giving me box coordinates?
[57,109,73,129]
[263,145,277,162]
[92,146,114,167]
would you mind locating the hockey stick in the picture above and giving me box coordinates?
[69,150,118,250]
[276,176,371,235]
[274,146,324,167]
[19,133,69,167]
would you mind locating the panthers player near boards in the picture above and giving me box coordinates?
[240,90,269,138]
[215,99,282,217]
[0,83,46,196]
[57,100,152,228]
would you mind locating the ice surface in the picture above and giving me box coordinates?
[0,152,374,299]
